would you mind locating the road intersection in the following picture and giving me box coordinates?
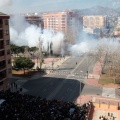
[10,55,120,102]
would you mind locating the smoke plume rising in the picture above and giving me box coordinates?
[0,0,12,7]
[10,15,64,54]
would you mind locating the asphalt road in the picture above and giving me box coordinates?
[15,55,106,102]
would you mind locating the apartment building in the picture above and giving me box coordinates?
[113,16,120,36]
[83,15,105,29]
[0,12,12,91]
[25,13,44,30]
[42,10,81,44]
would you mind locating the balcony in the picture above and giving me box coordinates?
[0,70,6,81]
[0,50,5,59]
[0,30,3,39]
[0,19,3,29]
[0,50,4,55]
[0,60,6,71]
[0,41,4,50]
[0,24,3,29]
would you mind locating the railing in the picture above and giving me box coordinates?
[0,66,6,71]
[86,103,92,120]
[0,24,3,28]
[0,45,4,49]
[0,51,5,57]
[0,75,6,81]
[0,35,3,39]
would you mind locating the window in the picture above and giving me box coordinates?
[8,59,11,64]
[0,30,3,39]
[0,19,3,24]
[6,40,10,45]
[0,41,4,49]
[61,18,65,20]
[5,20,8,25]
[0,81,3,86]
[5,30,9,36]
[7,49,10,55]
[62,15,66,17]
[0,50,5,57]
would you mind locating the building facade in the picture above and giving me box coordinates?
[25,13,44,31]
[83,15,105,29]
[0,12,12,91]
[42,10,81,44]
[113,16,120,36]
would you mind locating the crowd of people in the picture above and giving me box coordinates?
[0,90,91,120]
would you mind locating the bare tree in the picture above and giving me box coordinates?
[36,37,43,70]
[95,41,108,74]
[95,40,120,84]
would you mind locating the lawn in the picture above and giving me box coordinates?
[12,70,45,78]
[99,74,120,85]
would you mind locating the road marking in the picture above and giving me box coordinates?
[47,56,86,100]
[70,56,86,74]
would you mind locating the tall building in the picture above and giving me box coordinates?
[83,15,105,29]
[25,13,44,30]
[42,10,81,44]
[113,16,120,36]
[0,12,12,91]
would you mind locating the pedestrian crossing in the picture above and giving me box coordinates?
[102,87,116,98]
[50,72,86,79]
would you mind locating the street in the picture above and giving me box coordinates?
[13,55,119,102]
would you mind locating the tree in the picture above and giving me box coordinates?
[28,47,38,52]
[36,37,44,70]
[14,57,35,75]
[94,41,108,74]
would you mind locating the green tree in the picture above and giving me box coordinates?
[14,57,35,75]
[28,47,38,52]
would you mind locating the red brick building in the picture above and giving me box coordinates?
[0,12,12,91]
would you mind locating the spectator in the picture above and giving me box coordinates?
[0,90,91,120]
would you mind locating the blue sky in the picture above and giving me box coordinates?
[0,0,119,13]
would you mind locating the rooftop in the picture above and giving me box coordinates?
[0,12,9,16]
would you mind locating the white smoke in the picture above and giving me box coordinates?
[0,0,12,7]
[69,38,98,55]
[69,36,120,56]
[70,42,89,55]
[10,15,64,54]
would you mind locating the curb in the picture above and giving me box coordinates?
[45,56,70,75]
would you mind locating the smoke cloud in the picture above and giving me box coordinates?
[10,14,120,56]
[10,15,64,54]
[0,0,12,7]
[69,36,120,56]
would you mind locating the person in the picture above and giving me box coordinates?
[20,88,22,92]
[76,62,77,65]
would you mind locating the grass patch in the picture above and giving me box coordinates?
[99,74,120,85]
[12,70,45,78]
[99,74,114,85]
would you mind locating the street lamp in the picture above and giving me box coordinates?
[86,70,88,79]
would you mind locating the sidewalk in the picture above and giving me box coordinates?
[76,94,120,120]
[30,56,70,78]
[85,60,120,88]
[10,56,70,81]
[76,94,120,105]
